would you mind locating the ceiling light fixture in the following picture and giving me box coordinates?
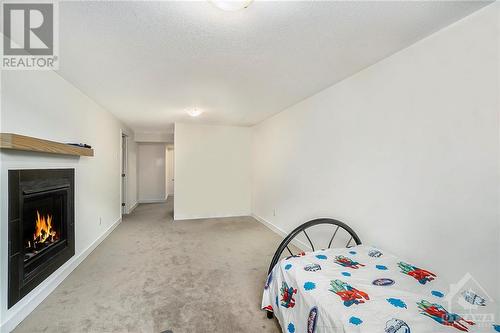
[210,0,253,11]
[187,107,203,117]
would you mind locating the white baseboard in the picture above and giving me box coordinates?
[126,202,139,214]
[0,217,122,333]
[251,214,311,252]
[137,199,167,204]
[174,212,251,221]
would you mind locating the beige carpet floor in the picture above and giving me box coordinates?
[14,198,282,333]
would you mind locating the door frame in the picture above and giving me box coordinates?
[121,132,128,215]
[166,146,174,197]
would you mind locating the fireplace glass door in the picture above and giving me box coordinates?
[23,188,68,277]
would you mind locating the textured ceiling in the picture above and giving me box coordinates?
[57,1,490,132]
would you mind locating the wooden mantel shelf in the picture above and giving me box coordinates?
[0,133,94,157]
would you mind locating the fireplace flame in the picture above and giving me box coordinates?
[33,211,58,244]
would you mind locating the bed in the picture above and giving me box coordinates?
[262,218,498,333]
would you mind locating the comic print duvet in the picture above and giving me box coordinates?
[262,245,499,333]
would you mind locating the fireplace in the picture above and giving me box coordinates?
[8,169,75,308]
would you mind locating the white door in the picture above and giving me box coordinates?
[167,148,174,196]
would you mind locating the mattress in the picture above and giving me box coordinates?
[262,245,498,333]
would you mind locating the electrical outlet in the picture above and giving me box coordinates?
[99,217,102,226]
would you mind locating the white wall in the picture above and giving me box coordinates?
[135,131,173,143]
[0,70,135,332]
[174,123,251,220]
[137,143,166,203]
[253,3,499,309]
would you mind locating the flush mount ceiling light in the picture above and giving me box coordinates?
[187,107,203,117]
[210,0,253,11]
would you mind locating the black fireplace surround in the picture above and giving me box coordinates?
[8,169,75,308]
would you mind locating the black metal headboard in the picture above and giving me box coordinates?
[267,218,362,275]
